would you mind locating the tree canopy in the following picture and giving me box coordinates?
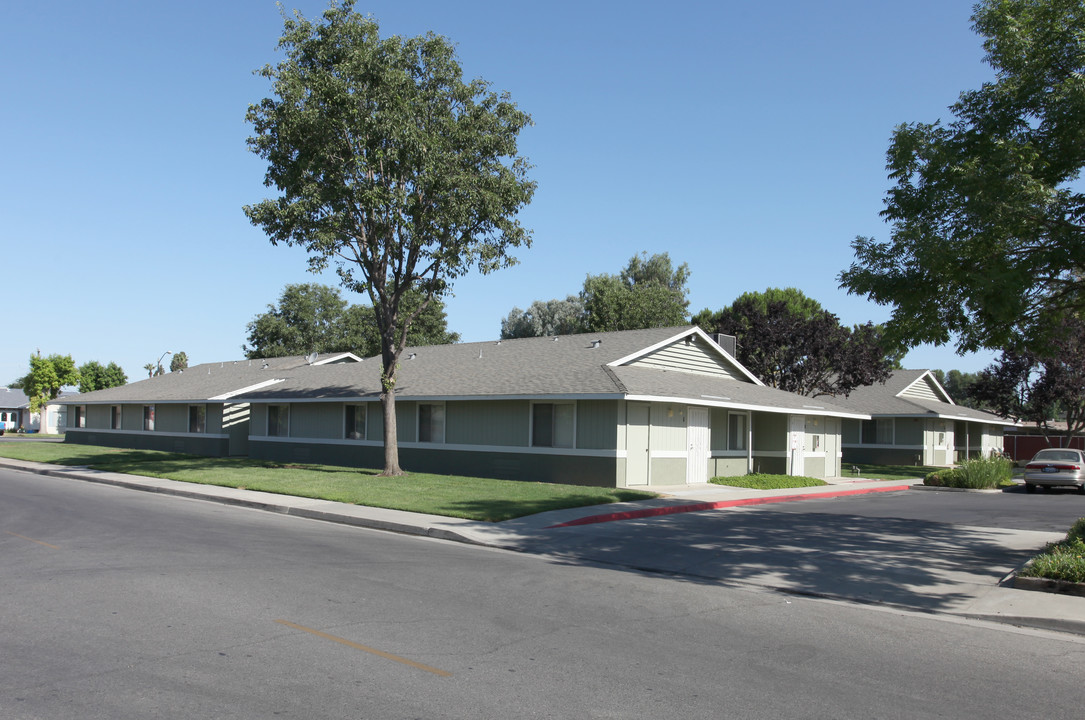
[695,288,896,398]
[22,354,79,414]
[244,2,532,474]
[839,0,1085,354]
[970,315,1085,442]
[499,253,690,338]
[169,352,189,373]
[244,283,459,359]
[78,361,127,393]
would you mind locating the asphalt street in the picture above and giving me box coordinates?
[3,466,1085,719]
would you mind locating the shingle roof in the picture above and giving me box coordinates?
[833,370,1015,425]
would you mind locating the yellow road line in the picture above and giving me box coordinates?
[4,531,60,550]
[274,619,452,677]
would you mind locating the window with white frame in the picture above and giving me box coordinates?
[532,402,574,448]
[189,405,206,433]
[267,405,289,437]
[345,404,366,440]
[111,406,121,429]
[142,405,154,431]
[727,412,747,451]
[418,403,445,443]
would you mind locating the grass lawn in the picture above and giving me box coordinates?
[0,442,655,522]
[846,463,940,481]
[710,474,827,490]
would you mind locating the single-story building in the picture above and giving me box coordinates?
[834,370,1015,467]
[62,353,361,456]
[63,327,872,487]
[1,387,77,433]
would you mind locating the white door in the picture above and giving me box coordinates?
[686,407,710,484]
[626,403,650,486]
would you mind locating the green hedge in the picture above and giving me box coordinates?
[710,474,827,490]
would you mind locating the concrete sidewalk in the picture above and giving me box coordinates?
[3,457,1082,636]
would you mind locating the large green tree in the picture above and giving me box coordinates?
[581,252,691,332]
[695,288,896,398]
[23,353,79,414]
[500,296,585,339]
[244,2,534,474]
[839,0,1085,354]
[244,283,458,358]
[78,361,127,393]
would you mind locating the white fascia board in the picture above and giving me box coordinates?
[312,352,363,365]
[239,393,624,404]
[623,393,871,420]
[869,411,1018,426]
[606,326,765,386]
[210,378,286,401]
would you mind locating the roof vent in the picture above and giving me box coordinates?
[408,353,417,360]
[710,333,738,356]
[590,339,602,349]
[262,362,269,370]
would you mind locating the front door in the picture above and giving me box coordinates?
[686,407,710,484]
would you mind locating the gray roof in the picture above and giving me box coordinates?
[67,353,360,405]
[0,387,29,409]
[234,326,868,418]
[833,370,1015,426]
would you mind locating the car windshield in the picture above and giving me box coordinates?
[1033,450,1081,462]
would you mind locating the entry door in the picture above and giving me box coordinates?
[626,403,650,486]
[686,407,710,484]
[788,414,805,476]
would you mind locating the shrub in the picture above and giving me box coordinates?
[1018,537,1085,584]
[710,474,827,490]
[922,456,1012,489]
[1068,517,1085,544]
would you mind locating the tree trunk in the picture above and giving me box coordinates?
[379,337,404,476]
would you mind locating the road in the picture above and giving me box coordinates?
[3,467,1085,719]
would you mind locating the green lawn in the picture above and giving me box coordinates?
[0,442,655,522]
[710,474,827,490]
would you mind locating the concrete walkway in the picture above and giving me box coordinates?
[3,457,1082,636]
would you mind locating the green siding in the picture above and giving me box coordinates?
[842,419,861,444]
[396,401,417,442]
[627,336,746,380]
[650,403,686,451]
[367,402,383,440]
[753,413,787,451]
[650,458,686,485]
[895,418,923,445]
[207,404,224,434]
[251,405,268,437]
[290,402,343,439]
[576,400,618,450]
[446,400,528,446]
[87,405,110,429]
[156,404,187,433]
[710,457,747,477]
[710,409,728,451]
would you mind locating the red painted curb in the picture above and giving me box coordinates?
[546,484,911,528]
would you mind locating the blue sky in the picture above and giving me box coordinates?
[2,0,1000,387]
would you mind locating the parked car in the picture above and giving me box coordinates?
[1023,448,1085,493]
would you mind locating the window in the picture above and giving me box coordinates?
[268,405,288,437]
[143,405,154,431]
[861,419,894,445]
[727,413,747,451]
[189,405,206,433]
[75,406,86,429]
[345,404,366,440]
[532,403,574,448]
[418,403,445,443]
[111,406,121,429]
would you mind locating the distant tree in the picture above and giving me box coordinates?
[244,3,533,475]
[169,352,189,373]
[78,361,127,393]
[143,363,157,379]
[970,316,1085,443]
[23,353,79,414]
[839,0,1085,355]
[697,289,895,397]
[500,296,585,339]
[930,369,982,409]
[245,283,458,358]
[580,252,691,332]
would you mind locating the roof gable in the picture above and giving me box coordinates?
[608,327,763,385]
[898,371,954,404]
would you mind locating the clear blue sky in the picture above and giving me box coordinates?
[2,0,1000,387]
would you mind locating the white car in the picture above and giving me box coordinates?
[1023,448,1085,493]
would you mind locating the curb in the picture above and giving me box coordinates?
[547,484,911,528]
